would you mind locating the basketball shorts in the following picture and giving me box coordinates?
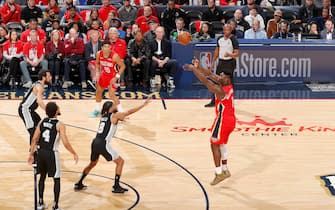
[37,149,61,178]
[90,138,119,162]
[97,73,117,89]
[210,117,236,145]
[18,107,41,130]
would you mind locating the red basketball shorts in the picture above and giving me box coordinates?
[97,73,117,89]
[210,117,236,145]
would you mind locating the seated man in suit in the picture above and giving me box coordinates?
[320,19,335,40]
[149,26,178,89]
[126,29,151,88]
[85,30,102,84]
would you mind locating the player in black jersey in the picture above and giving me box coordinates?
[74,98,151,193]
[28,102,78,210]
[19,69,52,144]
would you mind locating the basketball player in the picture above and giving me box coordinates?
[89,39,126,117]
[75,98,151,193]
[28,102,78,210]
[184,58,236,185]
[205,24,239,107]
[18,69,52,144]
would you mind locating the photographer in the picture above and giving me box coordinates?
[46,30,64,86]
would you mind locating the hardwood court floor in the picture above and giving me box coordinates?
[0,99,335,210]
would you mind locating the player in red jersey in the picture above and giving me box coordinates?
[183,58,236,186]
[89,39,126,117]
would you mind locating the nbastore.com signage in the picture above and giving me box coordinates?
[193,40,335,83]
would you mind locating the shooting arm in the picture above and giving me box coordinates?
[192,68,225,99]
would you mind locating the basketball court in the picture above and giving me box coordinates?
[1,85,335,210]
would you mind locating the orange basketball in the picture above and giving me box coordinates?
[178,32,192,46]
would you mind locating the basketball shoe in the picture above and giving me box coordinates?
[112,185,128,193]
[210,170,231,185]
[89,109,100,117]
[74,182,87,191]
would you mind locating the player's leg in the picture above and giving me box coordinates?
[220,144,231,178]
[75,140,100,190]
[112,156,128,193]
[108,83,125,112]
[37,150,47,209]
[52,178,60,210]
[89,84,104,117]
[102,142,127,193]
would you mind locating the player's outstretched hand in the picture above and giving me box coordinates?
[74,153,79,164]
[183,64,194,71]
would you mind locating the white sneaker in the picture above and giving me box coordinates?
[167,79,175,88]
[22,81,32,88]
[81,81,87,89]
[154,75,161,85]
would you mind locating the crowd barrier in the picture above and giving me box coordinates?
[172,39,335,86]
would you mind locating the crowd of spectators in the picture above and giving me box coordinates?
[0,0,334,89]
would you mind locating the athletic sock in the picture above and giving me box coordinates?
[95,102,101,111]
[114,174,120,186]
[78,172,87,184]
[117,104,125,113]
[215,166,222,175]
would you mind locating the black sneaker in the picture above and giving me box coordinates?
[112,185,128,193]
[74,183,87,191]
[204,102,215,107]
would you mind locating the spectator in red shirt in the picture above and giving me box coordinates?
[136,0,158,18]
[63,28,87,89]
[60,5,83,31]
[21,18,47,43]
[99,0,118,22]
[2,30,24,86]
[20,30,48,88]
[136,6,160,34]
[107,27,127,88]
[1,0,21,25]
[46,30,65,86]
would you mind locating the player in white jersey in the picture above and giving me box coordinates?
[75,98,150,193]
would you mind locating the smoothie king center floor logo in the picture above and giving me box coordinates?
[171,116,335,136]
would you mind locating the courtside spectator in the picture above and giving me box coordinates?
[20,30,48,88]
[21,19,47,43]
[63,28,87,89]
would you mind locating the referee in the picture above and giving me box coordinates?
[204,24,240,107]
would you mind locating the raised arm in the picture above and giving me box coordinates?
[184,59,225,99]
[113,98,151,121]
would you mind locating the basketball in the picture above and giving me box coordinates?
[178,31,192,46]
